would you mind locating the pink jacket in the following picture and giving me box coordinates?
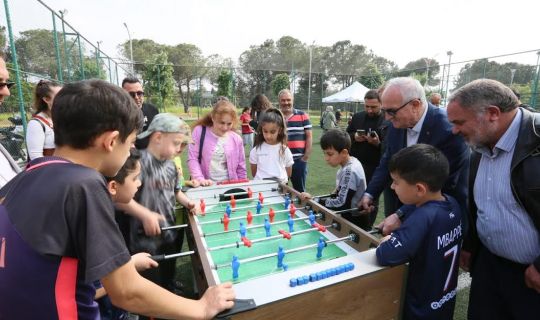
[187,125,247,181]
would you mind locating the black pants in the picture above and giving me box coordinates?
[468,246,540,319]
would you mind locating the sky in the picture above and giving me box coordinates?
[5,0,540,71]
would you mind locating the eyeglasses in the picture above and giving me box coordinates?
[382,98,418,117]
[0,81,15,90]
[128,91,144,98]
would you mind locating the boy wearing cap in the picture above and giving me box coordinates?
[118,113,199,294]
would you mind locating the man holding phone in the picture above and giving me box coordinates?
[346,90,386,227]
[347,90,385,184]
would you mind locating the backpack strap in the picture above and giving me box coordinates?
[32,115,53,130]
[198,126,206,164]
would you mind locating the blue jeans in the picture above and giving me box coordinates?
[291,158,308,192]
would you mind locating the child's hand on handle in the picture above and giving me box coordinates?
[299,192,312,201]
[142,210,165,236]
[187,200,200,215]
[197,179,214,187]
[200,282,236,319]
[131,252,159,271]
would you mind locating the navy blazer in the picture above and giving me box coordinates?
[366,104,470,218]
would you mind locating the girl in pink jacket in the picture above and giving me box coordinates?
[188,100,247,186]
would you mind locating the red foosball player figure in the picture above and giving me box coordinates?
[246,210,253,225]
[247,187,253,198]
[258,192,264,204]
[289,203,296,218]
[230,195,236,209]
[223,213,230,231]
[269,208,275,223]
[200,199,206,215]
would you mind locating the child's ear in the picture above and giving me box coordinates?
[415,182,427,196]
[99,130,120,152]
[107,180,118,198]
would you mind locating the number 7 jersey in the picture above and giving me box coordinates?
[376,195,462,320]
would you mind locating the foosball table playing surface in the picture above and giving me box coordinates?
[186,180,407,320]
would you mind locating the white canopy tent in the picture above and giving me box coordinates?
[322,81,371,103]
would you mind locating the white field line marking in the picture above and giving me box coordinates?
[457,272,472,291]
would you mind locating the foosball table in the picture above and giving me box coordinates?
[185,180,407,319]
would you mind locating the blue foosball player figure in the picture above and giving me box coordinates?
[277,246,285,268]
[288,215,294,233]
[264,218,271,237]
[316,237,326,259]
[232,255,240,280]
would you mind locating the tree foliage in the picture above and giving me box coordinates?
[271,73,290,97]
[142,51,176,111]
[358,63,385,89]
[453,59,536,89]
[216,69,233,99]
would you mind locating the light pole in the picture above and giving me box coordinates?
[444,51,453,103]
[307,41,315,113]
[510,68,516,85]
[123,22,134,75]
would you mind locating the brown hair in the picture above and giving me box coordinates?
[33,80,61,114]
[194,100,239,129]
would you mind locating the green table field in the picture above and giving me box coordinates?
[197,199,347,283]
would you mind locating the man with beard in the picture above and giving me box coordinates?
[279,89,312,192]
[346,90,386,227]
[447,79,540,319]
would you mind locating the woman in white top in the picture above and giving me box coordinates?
[26,80,62,160]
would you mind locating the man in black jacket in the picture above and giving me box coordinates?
[447,79,540,319]
[122,77,159,149]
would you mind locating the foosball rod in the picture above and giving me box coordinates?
[212,234,355,269]
[203,196,286,215]
[150,250,195,262]
[199,206,308,225]
[202,213,323,237]
[207,223,336,251]
[213,188,279,198]
[161,223,188,231]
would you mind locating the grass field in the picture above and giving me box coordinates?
[175,125,469,319]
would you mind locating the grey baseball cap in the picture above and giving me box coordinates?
[137,113,189,139]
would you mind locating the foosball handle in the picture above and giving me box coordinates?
[215,298,257,319]
[149,254,165,262]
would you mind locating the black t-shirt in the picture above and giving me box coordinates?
[0,157,130,319]
[346,112,385,180]
[135,102,160,149]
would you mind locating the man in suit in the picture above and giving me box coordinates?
[0,57,21,188]
[448,79,540,318]
[358,77,469,234]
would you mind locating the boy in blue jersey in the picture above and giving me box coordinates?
[0,80,234,319]
[376,144,462,320]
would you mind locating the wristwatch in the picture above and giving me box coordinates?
[396,209,405,221]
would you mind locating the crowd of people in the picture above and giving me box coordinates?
[0,52,539,320]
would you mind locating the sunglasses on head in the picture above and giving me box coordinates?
[128,91,144,98]
[0,81,15,90]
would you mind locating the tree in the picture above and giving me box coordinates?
[453,59,536,89]
[271,73,290,97]
[216,69,233,99]
[12,29,80,81]
[142,51,176,111]
[358,63,384,89]
[399,58,440,86]
[120,39,164,75]
[166,43,206,113]
[72,57,106,80]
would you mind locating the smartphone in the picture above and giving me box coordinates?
[356,129,366,136]
[368,128,377,138]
